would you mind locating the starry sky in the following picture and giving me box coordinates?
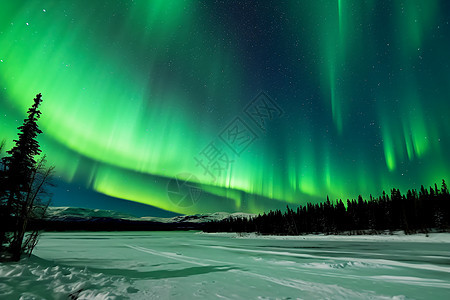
[1,1,449,216]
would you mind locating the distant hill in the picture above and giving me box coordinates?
[46,206,138,220]
[32,207,255,231]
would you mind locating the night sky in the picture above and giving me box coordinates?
[1,1,449,216]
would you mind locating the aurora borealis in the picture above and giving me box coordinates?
[1,1,449,216]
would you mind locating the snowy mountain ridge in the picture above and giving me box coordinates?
[45,206,255,223]
[46,206,137,220]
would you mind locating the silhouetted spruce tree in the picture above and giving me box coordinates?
[442,180,449,195]
[0,93,53,261]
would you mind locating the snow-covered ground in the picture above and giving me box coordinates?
[204,231,450,243]
[1,231,449,299]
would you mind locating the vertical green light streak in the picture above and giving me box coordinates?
[338,0,343,37]
[329,64,343,134]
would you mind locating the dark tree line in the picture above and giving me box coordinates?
[0,93,53,261]
[204,182,450,235]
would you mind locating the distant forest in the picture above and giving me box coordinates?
[204,180,450,235]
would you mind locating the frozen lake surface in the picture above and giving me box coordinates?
[1,231,449,299]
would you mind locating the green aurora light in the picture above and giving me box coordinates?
[1,0,449,214]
